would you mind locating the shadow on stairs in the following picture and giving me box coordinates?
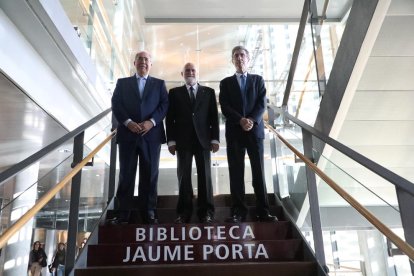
[74,194,326,276]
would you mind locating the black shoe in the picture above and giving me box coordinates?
[226,215,244,223]
[257,214,278,222]
[106,217,128,225]
[200,215,213,223]
[174,216,189,224]
[147,217,159,224]
[142,214,159,224]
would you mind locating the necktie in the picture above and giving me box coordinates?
[139,77,146,98]
[189,86,196,108]
[240,75,246,115]
[240,74,246,93]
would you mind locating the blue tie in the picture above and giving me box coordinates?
[240,74,246,93]
[138,77,146,98]
[240,75,246,115]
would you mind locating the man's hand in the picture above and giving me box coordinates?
[138,120,154,135]
[127,121,142,133]
[211,143,219,153]
[240,117,253,131]
[168,145,176,155]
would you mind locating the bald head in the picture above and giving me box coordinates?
[181,62,197,86]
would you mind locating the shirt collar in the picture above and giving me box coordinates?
[136,73,149,79]
[235,72,247,78]
[185,83,198,91]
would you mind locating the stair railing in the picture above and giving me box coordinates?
[0,108,117,275]
[265,112,414,270]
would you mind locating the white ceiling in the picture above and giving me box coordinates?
[134,0,351,90]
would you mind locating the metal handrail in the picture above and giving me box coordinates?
[0,130,116,249]
[0,108,112,185]
[265,122,414,261]
[284,112,414,197]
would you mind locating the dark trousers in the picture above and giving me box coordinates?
[226,133,269,218]
[176,139,214,220]
[116,137,161,219]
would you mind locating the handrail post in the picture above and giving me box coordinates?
[302,129,327,270]
[396,188,414,273]
[107,137,117,204]
[65,131,85,275]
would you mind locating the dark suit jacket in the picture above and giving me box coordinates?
[166,85,219,150]
[219,73,266,140]
[111,75,169,144]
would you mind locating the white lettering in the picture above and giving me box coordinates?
[243,226,255,239]
[149,227,153,241]
[204,226,214,240]
[229,226,240,240]
[136,228,145,242]
[181,226,186,241]
[184,245,194,260]
[171,227,179,241]
[215,244,229,260]
[255,244,269,259]
[244,243,255,259]
[132,246,146,262]
[217,226,225,240]
[189,227,202,240]
[164,245,181,261]
[203,245,214,260]
[158,227,167,241]
[148,246,160,261]
[122,246,130,262]
[232,244,243,259]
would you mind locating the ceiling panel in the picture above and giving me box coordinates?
[138,0,305,22]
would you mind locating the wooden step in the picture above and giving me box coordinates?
[87,239,303,266]
[106,206,284,224]
[75,261,317,276]
[98,222,292,244]
[121,193,277,209]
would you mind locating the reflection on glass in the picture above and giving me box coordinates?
[317,179,410,275]
[287,0,351,127]
[0,127,112,273]
[273,131,314,251]
[59,0,140,89]
[270,124,411,274]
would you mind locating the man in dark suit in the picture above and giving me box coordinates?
[111,51,168,224]
[166,62,219,223]
[219,46,277,223]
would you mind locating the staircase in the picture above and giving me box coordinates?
[75,194,324,276]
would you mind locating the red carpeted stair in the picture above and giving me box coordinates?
[75,194,320,276]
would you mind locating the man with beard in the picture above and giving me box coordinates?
[166,62,219,223]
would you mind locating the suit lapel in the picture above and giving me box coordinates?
[141,76,152,100]
[180,85,192,108]
[245,73,251,92]
[231,75,243,107]
[129,76,140,100]
[194,85,204,110]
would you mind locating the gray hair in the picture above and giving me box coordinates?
[231,45,250,58]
